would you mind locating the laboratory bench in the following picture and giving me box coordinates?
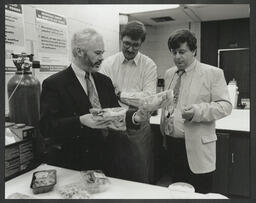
[5,109,250,199]
[5,164,228,199]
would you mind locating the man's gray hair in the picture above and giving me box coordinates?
[71,28,100,57]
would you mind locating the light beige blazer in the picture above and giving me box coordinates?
[160,60,232,174]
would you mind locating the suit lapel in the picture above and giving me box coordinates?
[186,62,204,105]
[65,66,91,113]
[165,67,177,91]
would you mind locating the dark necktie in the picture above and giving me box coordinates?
[173,69,185,107]
[85,72,101,109]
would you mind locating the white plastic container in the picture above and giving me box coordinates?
[227,79,239,109]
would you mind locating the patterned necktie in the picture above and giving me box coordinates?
[163,69,185,136]
[85,72,101,109]
[173,69,185,107]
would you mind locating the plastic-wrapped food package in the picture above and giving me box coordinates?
[7,193,35,199]
[30,170,57,194]
[80,170,110,194]
[57,182,91,199]
[90,107,127,131]
[141,90,174,112]
[120,90,174,111]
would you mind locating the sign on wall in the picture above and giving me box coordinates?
[35,9,68,71]
[5,4,26,71]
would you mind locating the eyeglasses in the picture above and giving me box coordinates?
[122,41,141,49]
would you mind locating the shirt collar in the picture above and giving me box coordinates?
[121,52,140,66]
[176,58,197,74]
[185,58,197,73]
[71,62,86,78]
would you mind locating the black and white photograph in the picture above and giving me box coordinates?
[2,1,255,200]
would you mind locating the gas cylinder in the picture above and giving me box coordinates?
[7,53,41,126]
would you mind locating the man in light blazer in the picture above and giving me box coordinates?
[160,29,232,193]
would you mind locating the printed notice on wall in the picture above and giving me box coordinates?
[5,4,26,71]
[36,9,68,71]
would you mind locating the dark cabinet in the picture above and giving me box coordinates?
[219,49,249,104]
[213,132,230,194]
[213,130,250,198]
[201,18,249,67]
[228,133,250,197]
[201,18,250,103]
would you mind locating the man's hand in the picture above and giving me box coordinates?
[182,106,195,121]
[134,108,151,123]
[158,94,173,109]
[79,114,112,129]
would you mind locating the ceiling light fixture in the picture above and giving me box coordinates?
[118,4,180,14]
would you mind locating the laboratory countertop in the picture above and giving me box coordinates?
[5,164,228,199]
[150,109,250,132]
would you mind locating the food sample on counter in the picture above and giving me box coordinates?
[30,169,57,194]
[58,182,91,199]
[120,90,174,111]
[80,170,110,194]
[7,192,36,199]
[90,107,127,131]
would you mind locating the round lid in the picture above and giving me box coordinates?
[168,182,195,193]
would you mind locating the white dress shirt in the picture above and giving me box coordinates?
[100,52,157,103]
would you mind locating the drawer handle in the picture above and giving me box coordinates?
[231,153,235,163]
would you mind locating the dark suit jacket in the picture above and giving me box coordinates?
[39,65,136,170]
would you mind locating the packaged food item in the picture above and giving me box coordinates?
[58,182,91,199]
[120,90,174,111]
[80,170,110,194]
[7,192,35,199]
[30,169,57,194]
[141,90,174,112]
[90,107,127,131]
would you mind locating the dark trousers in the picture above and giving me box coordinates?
[166,136,214,194]
[105,123,154,184]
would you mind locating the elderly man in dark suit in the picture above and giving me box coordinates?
[39,28,147,172]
